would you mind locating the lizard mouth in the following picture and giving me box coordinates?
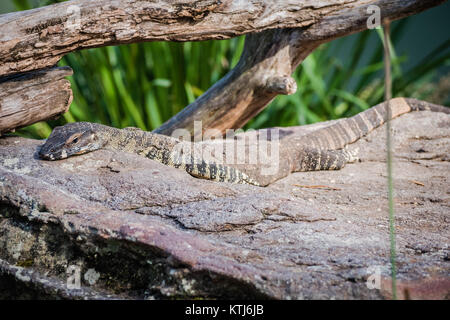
[39,149,69,160]
[39,152,56,160]
[39,148,89,160]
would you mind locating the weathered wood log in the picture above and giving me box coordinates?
[0,0,444,77]
[0,66,73,134]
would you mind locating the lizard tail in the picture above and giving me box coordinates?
[308,98,449,150]
[405,98,450,114]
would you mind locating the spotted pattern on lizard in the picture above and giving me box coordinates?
[39,98,449,186]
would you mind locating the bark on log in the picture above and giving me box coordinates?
[0,0,444,77]
[0,66,73,134]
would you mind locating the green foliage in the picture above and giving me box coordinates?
[11,0,450,139]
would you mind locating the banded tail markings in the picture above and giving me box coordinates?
[372,105,385,124]
[332,122,351,148]
[354,113,370,136]
[321,126,339,150]
[308,98,415,151]
[390,97,412,118]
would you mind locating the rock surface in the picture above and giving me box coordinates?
[0,110,449,299]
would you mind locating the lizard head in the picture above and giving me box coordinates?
[39,122,105,160]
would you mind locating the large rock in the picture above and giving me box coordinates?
[0,111,449,299]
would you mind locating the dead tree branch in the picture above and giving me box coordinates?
[0,66,73,134]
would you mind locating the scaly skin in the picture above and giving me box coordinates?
[38,122,261,185]
[39,98,449,186]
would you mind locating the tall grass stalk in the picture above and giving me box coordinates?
[383,23,397,300]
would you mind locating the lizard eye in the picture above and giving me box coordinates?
[72,137,79,144]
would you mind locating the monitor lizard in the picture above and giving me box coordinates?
[39,98,449,186]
